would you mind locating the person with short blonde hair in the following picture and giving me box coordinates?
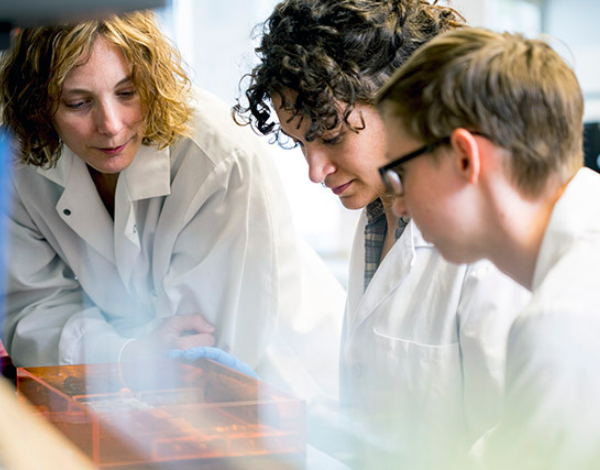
[377,28,600,468]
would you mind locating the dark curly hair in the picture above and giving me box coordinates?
[234,0,464,144]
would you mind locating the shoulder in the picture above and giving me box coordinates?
[532,238,600,315]
[171,88,272,171]
[10,163,64,204]
[511,274,600,368]
[463,259,526,292]
[457,259,530,326]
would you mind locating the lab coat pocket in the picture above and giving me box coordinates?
[370,329,465,433]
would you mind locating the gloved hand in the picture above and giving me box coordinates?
[168,347,259,380]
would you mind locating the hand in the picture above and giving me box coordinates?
[169,347,259,379]
[121,314,215,362]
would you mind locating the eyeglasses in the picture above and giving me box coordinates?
[378,132,490,196]
[378,136,450,197]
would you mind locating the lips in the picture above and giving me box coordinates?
[331,181,352,195]
[97,141,128,156]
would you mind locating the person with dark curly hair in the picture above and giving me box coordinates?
[0,10,345,389]
[235,0,530,466]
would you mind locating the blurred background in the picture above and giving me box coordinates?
[151,0,600,287]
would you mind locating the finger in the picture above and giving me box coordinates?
[176,333,215,351]
[180,347,211,361]
[195,347,229,364]
[167,349,184,359]
[163,314,215,335]
[180,347,259,379]
[202,349,258,379]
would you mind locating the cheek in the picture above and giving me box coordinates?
[132,105,145,124]
[54,117,88,143]
[402,182,440,225]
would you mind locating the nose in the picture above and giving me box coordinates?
[304,147,336,184]
[95,100,122,136]
[392,195,410,219]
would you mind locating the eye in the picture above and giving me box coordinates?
[63,99,91,110]
[321,133,343,146]
[117,88,138,100]
[392,165,405,179]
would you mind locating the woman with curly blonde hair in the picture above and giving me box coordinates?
[0,10,344,383]
[1,11,192,168]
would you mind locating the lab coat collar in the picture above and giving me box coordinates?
[36,144,171,263]
[41,147,115,262]
[349,220,429,335]
[37,144,171,201]
[37,147,72,187]
[121,144,171,201]
[532,168,600,290]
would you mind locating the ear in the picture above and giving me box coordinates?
[450,128,482,184]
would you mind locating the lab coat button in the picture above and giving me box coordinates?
[63,209,71,216]
[133,225,137,234]
[222,344,231,353]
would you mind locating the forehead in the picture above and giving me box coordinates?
[272,90,298,118]
[272,89,375,139]
[62,37,131,89]
[271,90,314,138]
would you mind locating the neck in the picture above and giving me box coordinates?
[381,195,400,261]
[486,180,567,290]
[88,166,119,219]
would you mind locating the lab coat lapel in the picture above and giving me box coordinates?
[114,180,141,275]
[41,149,115,263]
[114,144,171,284]
[348,220,421,336]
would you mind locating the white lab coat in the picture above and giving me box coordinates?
[341,213,530,466]
[2,89,344,398]
[479,168,600,470]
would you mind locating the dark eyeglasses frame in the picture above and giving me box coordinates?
[378,132,489,196]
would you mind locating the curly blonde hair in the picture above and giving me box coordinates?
[0,10,192,167]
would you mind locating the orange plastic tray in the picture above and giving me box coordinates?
[17,359,305,468]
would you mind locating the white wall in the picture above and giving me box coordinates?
[544,0,600,122]
[161,0,358,284]
[450,0,599,122]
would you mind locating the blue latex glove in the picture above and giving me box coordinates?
[169,347,259,380]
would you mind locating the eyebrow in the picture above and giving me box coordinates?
[62,76,134,96]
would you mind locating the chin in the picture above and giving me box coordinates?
[437,245,482,266]
[338,194,374,211]
[95,155,135,175]
[339,200,365,210]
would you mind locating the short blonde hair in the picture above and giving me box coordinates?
[0,10,192,167]
[376,28,584,197]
